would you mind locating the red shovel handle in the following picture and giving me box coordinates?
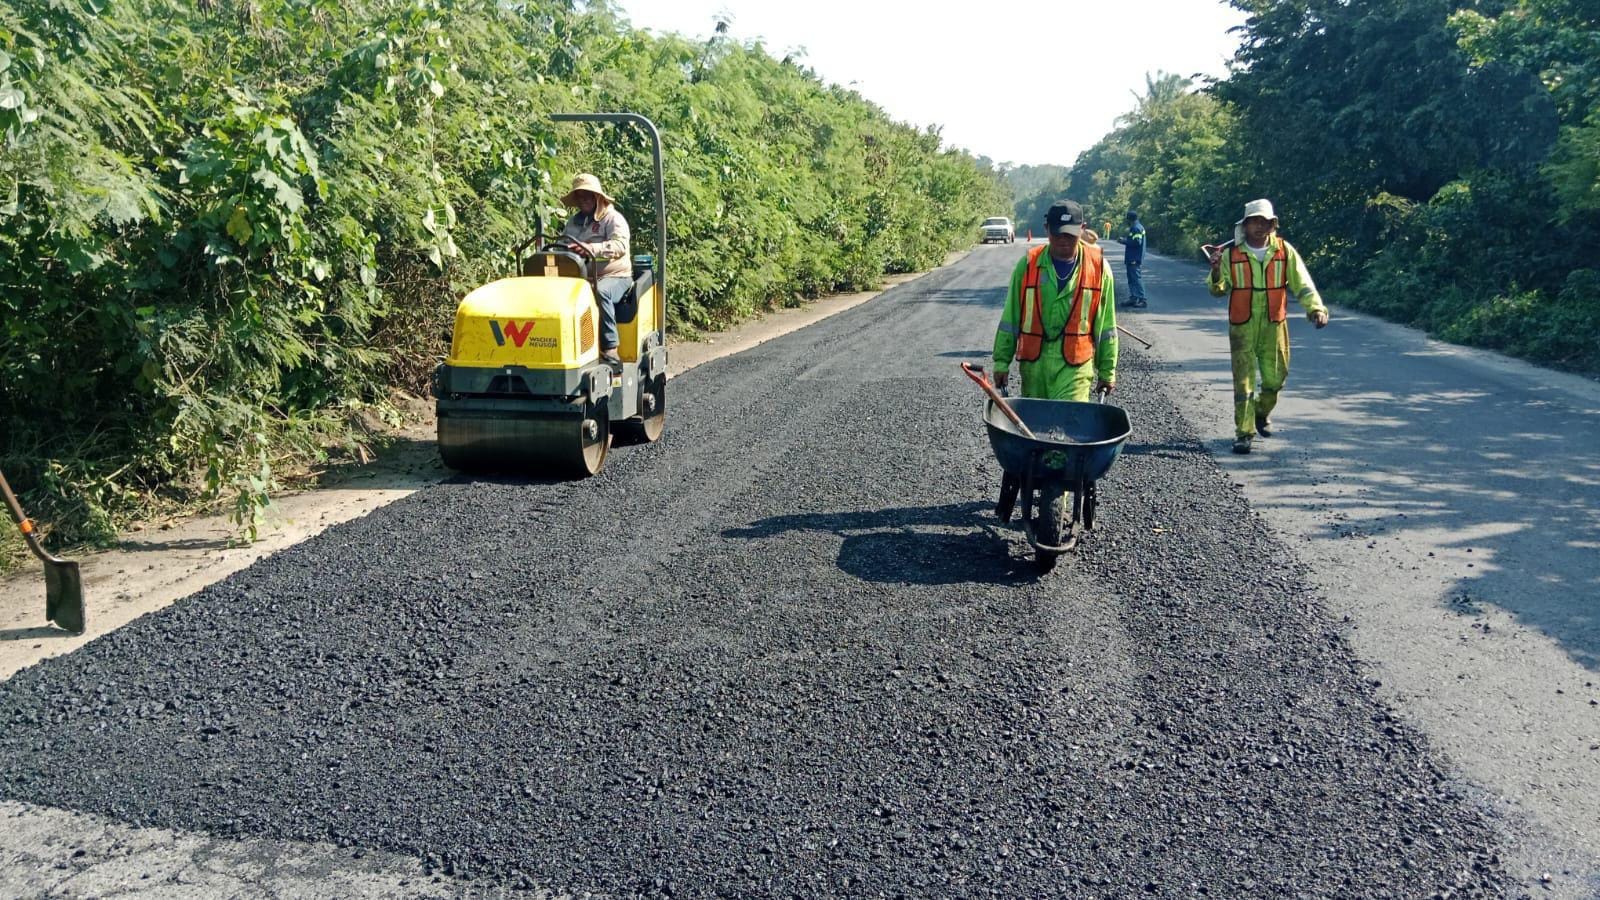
[960,363,1037,440]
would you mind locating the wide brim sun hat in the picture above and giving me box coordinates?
[1234,198,1279,246]
[560,173,614,207]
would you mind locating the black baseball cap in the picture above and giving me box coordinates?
[1045,200,1085,236]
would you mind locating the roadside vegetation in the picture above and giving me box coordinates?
[1012,0,1599,377]
[0,0,1008,568]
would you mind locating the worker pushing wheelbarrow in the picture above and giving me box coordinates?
[962,363,1130,569]
[975,198,1134,568]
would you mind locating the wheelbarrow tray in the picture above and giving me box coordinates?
[984,397,1131,485]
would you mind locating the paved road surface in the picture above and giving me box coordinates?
[1106,239,1600,895]
[1,243,1575,896]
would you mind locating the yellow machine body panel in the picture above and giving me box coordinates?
[615,283,660,363]
[448,277,598,370]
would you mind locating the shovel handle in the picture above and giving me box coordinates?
[0,467,61,564]
[1116,324,1152,349]
[960,363,1038,440]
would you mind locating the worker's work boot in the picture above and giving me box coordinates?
[600,347,621,365]
[1255,414,1273,437]
[1232,435,1252,454]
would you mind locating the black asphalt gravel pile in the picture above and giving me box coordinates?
[0,247,1510,897]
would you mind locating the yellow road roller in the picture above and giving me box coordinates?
[432,112,668,476]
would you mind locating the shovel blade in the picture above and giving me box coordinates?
[43,559,86,634]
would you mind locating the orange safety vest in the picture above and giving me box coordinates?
[1015,243,1105,365]
[1228,241,1289,325]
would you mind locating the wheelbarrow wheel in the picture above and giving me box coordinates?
[996,472,1020,523]
[1033,482,1068,571]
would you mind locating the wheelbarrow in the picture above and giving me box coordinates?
[961,364,1131,569]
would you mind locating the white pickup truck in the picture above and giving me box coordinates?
[980,216,1015,244]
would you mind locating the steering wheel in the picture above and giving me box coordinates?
[529,239,597,281]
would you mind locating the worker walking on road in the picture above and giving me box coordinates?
[993,200,1117,400]
[1206,199,1329,454]
[1118,210,1148,308]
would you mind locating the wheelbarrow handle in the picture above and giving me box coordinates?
[959,362,1038,440]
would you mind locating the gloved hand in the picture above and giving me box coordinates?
[1308,309,1330,328]
[993,370,1008,391]
[1096,380,1115,395]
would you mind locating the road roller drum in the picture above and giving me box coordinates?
[437,400,610,476]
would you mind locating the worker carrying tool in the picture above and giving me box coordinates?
[558,173,632,364]
[993,200,1117,401]
[1204,198,1329,454]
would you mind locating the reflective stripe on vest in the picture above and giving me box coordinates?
[1016,243,1105,365]
[1229,242,1289,325]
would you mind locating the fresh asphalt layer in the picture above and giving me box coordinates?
[1,245,1514,896]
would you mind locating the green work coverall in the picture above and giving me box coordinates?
[993,245,1118,400]
[1207,236,1325,439]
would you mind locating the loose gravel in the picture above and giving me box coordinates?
[0,248,1511,897]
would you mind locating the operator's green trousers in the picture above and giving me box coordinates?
[1019,357,1098,401]
[1229,316,1290,438]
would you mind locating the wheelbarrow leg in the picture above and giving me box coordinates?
[997,472,1019,523]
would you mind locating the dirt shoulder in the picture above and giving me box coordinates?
[0,258,966,680]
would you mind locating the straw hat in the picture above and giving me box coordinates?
[1234,198,1279,246]
[560,173,614,207]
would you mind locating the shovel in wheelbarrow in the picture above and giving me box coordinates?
[961,363,1131,569]
[0,467,86,634]
[960,362,1039,439]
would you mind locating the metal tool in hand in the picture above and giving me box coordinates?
[0,467,86,634]
[1199,238,1237,261]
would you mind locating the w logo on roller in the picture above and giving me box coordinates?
[490,320,536,348]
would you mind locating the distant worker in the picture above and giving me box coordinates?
[559,173,631,364]
[993,200,1118,401]
[1206,199,1329,454]
[1118,210,1148,308]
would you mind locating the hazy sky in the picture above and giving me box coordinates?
[620,1,1248,168]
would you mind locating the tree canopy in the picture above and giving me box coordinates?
[1011,0,1597,374]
